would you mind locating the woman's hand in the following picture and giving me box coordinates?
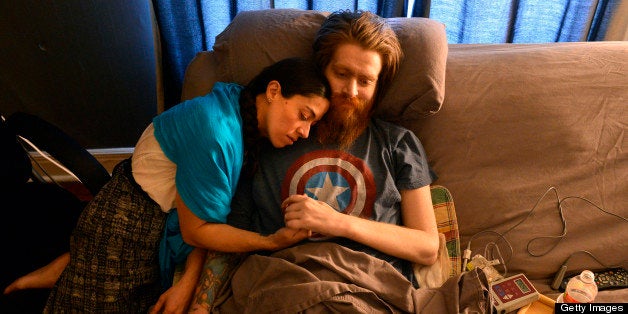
[266,227,311,250]
[150,248,205,314]
[149,283,194,314]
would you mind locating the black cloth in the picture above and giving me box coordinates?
[0,115,84,313]
[0,183,84,313]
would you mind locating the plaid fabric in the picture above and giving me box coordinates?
[430,184,461,278]
[45,159,167,313]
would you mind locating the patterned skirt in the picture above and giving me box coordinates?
[45,158,167,313]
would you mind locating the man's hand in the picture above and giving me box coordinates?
[282,194,342,237]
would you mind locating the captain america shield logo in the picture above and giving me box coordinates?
[281,150,376,222]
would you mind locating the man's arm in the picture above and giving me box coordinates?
[283,185,439,265]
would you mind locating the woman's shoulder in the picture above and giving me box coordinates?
[211,82,244,95]
[154,82,244,131]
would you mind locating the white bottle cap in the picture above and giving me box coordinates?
[581,270,595,283]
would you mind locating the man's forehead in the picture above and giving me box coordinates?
[329,44,382,79]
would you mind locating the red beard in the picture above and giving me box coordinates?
[316,95,371,149]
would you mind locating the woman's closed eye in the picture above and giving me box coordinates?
[300,112,310,121]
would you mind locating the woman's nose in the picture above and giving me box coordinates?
[297,124,310,138]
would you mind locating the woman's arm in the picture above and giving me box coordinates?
[162,194,310,313]
[283,185,439,265]
[176,193,310,253]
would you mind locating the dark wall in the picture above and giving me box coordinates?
[0,0,158,149]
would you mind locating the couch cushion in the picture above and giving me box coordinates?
[411,42,628,285]
[207,8,448,121]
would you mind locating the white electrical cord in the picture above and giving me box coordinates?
[462,242,472,273]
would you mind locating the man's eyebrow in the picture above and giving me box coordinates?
[358,68,379,81]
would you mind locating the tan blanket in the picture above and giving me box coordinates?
[213,242,489,313]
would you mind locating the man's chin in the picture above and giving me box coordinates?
[317,98,370,148]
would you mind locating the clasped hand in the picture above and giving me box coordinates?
[282,194,342,238]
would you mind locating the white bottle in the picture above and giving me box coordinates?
[564,270,598,303]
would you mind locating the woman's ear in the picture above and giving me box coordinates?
[265,80,281,103]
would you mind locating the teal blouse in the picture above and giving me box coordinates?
[153,82,244,288]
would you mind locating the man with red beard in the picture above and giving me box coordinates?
[228,9,439,289]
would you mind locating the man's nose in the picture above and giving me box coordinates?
[342,79,359,98]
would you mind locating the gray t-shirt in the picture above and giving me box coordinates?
[228,118,433,284]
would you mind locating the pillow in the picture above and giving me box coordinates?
[212,9,448,121]
[213,9,326,86]
[381,17,448,121]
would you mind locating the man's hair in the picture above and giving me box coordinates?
[313,10,402,110]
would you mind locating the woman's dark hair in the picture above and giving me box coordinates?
[239,57,330,177]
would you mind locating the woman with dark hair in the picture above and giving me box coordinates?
[5,57,330,313]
